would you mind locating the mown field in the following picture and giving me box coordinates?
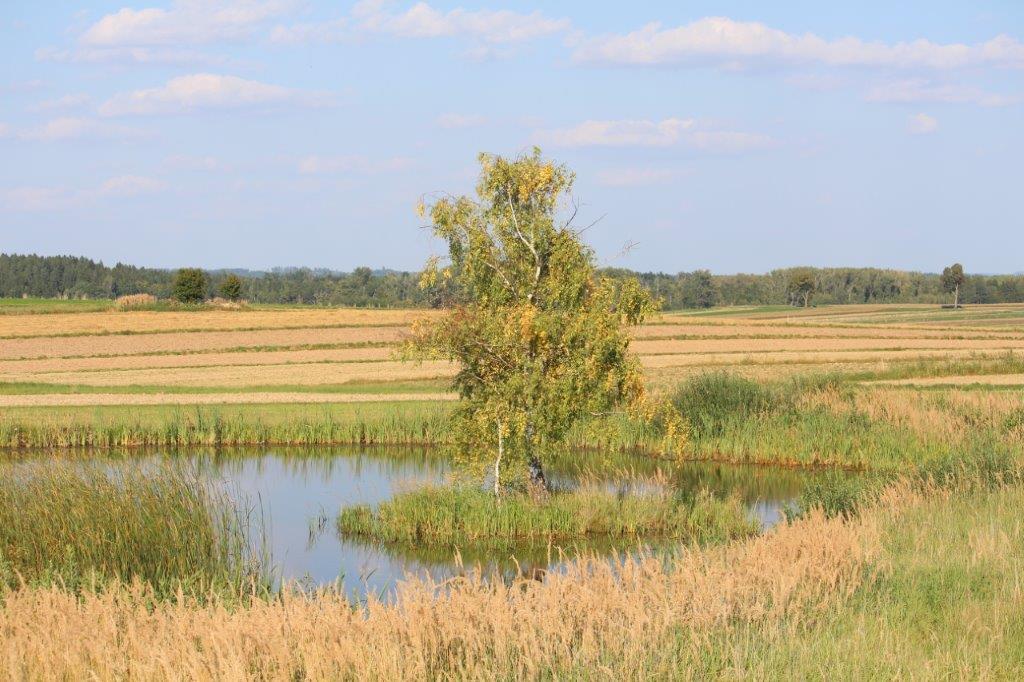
[5,301,1024,400]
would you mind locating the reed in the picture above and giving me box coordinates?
[0,461,269,595]
[337,481,758,546]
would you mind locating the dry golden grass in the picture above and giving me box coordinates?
[5,304,1024,400]
[1,360,455,388]
[877,373,1024,386]
[0,392,455,407]
[0,326,409,360]
[0,506,876,680]
[0,346,395,374]
[0,308,436,338]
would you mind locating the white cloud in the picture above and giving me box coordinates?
[0,122,9,138]
[867,79,1018,106]
[96,175,167,197]
[80,0,296,46]
[572,17,1024,71]
[166,154,220,171]
[1,186,69,211]
[269,19,348,45]
[908,113,939,134]
[274,1,569,46]
[535,118,775,153]
[297,155,413,175]
[29,93,92,112]
[596,167,675,187]
[36,45,227,67]
[435,113,486,129]
[20,117,142,141]
[99,73,320,116]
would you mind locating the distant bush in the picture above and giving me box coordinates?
[671,373,777,438]
[219,274,243,301]
[208,297,246,310]
[172,268,208,304]
[113,293,158,311]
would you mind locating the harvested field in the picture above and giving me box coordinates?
[3,303,1022,404]
[0,392,455,407]
[0,308,436,338]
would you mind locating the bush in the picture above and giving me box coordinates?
[671,372,777,438]
[113,293,157,310]
[171,268,208,304]
[219,274,243,301]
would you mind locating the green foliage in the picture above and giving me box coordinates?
[5,253,1024,309]
[787,267,817,307]
[0,461,268,595]
[410,149,677,490]
[671,372,776,438]
[337,483,756,546]
[219,273,243,301]
[171,268,208,304]
[941,262,966,306]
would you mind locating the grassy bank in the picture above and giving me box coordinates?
[3,370,1023,473]
[0,461,268,596]
[0,403,451,448]
[5,477,1021,677]
[337,483,757,546]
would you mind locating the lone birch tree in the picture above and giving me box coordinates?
[408,149,677,495]
[941,263,965,307]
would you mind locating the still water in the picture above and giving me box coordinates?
[18,446,837,597]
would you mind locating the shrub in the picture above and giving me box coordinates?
[113,293,157,310]
[671,372,777,438]
[219,274,243,301]
[171,268,208,304]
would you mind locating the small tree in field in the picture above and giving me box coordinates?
[941,263,965,307]
[408,149,681,495]
[172,268,207,304]
[219,273,243,301]
[787,269,816,307]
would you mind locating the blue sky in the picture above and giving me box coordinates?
[1,1,1022,274]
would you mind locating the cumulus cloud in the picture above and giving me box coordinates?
[20,117,142,141]
[572,17,1024,71]
[907,112,939,134]
[435,113,487,129]
[1,186,70,211]
[95,175,167,197]
[867,79,1018,106]
[29,93,92,112]
[535,118,775,153]
[595,167,675,187]
[36,45,228,67]
[297,155,413,175]
[99,73,321,116]
[273,1,570,46]
[80,0,296,46]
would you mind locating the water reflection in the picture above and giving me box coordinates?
[10,445,840,598]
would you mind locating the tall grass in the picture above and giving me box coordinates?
[0,461,269,595]
[337,481,757,546]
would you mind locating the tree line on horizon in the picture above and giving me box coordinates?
[0,252,1019,309]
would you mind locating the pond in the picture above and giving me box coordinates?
[11,446,841,598]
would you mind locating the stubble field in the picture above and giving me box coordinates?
[3,302,1024,405]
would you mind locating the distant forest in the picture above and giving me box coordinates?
[2,253,1023,309]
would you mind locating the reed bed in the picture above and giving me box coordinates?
[0,499,877,680]
[337,482,757,546]
[0,461,267,595]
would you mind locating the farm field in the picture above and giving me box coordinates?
[4,301,1024,404]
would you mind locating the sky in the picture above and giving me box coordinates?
[1,1,1022,274]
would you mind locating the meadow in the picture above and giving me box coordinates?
[2,300,1024,677]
